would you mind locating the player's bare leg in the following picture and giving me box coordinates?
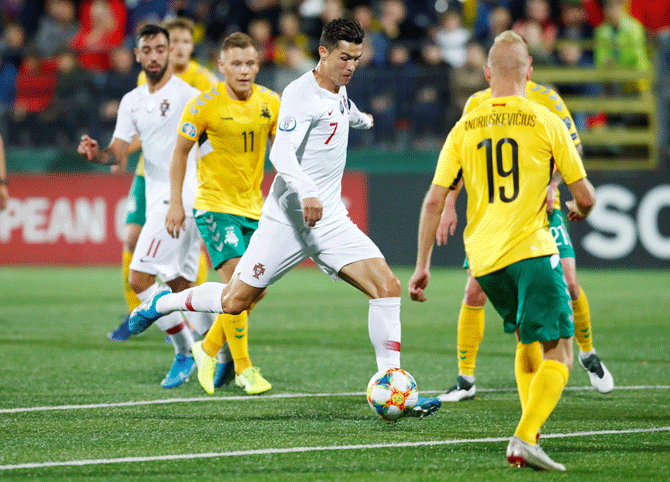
[339,258,441,418]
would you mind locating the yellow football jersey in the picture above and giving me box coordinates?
[178,83,280,219]
[135,61,218,177]
[464,81,580,209]
[137,60,218,92]
[434,95,586,277]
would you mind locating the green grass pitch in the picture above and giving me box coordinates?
[1,266,669,481]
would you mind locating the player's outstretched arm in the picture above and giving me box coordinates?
[166,134,195,238]
[78,135,129,167]
[565,177,596,221]
[410,183,450,302]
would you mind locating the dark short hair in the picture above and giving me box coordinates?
[136,24,170,45]
[319,18,364,51]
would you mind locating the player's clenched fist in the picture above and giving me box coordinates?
[302,197,323,227]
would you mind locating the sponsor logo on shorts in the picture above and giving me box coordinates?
[180,122,197,139]
[252,263,265,279]
[278,116,296,131]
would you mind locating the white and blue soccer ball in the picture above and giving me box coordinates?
[367,368,419,421]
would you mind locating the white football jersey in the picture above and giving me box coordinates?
[265,69,372,227]
[113,75,200,216]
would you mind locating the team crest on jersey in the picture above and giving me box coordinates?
[224,227,239,247]
[160,99,170,116]
[339,99,345,114]
[181,122,197,139]
[252,263,265,279]
[261,105,271,119]
[563,116,572,130]
[279,116,296,131]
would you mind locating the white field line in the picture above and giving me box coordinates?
[1,385,669,414]
[1,426,669,471]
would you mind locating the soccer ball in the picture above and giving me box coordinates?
[367,368,419,421]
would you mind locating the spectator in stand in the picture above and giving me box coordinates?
[482,6,512,51]
[98,46,138,143]
[33,0,79,59]
[513,0,557,54]
[515,20,553,65]
[52,48,98,147]
[124,0,168,41]
[8,48,58,146]
[433,8,471,68]
[300,0,346,46]
[0,0,42,39]
[0,22,25,69]
[474,0,524,44]
[555,40,601,131]
[371,42,416,148]
[447,40,487,129]
[0,22,25,133]
[413,41,451,148]
[594,0,650,92]
[352,3,388,66]
[558,1,594,43]
[274,10,312,67]
[70,0,127,79]
[247,17,275,67]
[0,51,19,138]
[346,38,380,147]
[273,41,314,94]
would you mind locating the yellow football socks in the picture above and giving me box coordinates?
[456,303,485,377]
[514,359,569,444]
[195,251,209,286]
[122,250,141,312]
[514,341,543,413]
[221,311,252,374]
[202,314,227,358]
[572,287,593,353]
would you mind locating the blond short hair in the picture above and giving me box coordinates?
[488,30,530,74]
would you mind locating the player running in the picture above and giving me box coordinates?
[78,24,215,388]
[166,32,280,395]
[108,18,218,343]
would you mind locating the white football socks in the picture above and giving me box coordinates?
[157,282,226,314]
[368,297,402,372]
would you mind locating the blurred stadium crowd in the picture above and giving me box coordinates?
[0,0,666,153]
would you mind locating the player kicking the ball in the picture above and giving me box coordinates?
[128,19,441,417]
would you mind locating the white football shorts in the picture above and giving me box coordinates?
[129,205,201,282]
[236,214,384,288]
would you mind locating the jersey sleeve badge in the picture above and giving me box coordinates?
[279,116,297,131]
[180,122,198,139]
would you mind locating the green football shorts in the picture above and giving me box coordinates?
[194,210,258,270]
[548,209,575,259]
[476,254,574,344]
[124,172,146,226]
